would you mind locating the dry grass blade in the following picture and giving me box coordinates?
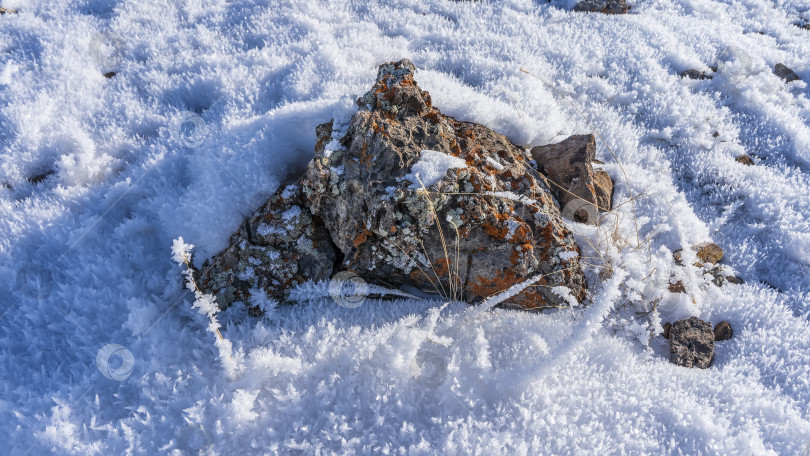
[416,176,458,301]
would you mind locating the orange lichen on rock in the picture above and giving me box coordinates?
[352,229,372,248]
[467,269,550,309]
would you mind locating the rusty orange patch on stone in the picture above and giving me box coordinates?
[510,243,534,266]
[466,268,549,309]
[358,142,373,169]
[352,229,372,248]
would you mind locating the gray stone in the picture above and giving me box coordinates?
[669,317,714,368]
[302,59,587,310]
[198,184,337,312]
[680,69,713,80]
[774,63,801,83]
[573,0,629,14]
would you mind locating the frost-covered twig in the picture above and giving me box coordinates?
[172,237,241,379]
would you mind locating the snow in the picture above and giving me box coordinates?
[404,149,468,189]
[1,0,810,454]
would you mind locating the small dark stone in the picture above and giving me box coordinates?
[673,249,684,265]
[573,0,628,14]
[774,63,801,83]
[669,317,714,368]
[735,154,754,165]
[712,131,720,138]
[28,170,54,184]
[681,69,712,80]
[714,321,733,341]
[662,322,672,339]
[103,72,116,78]
[725,275,743,285]
[669,281,686,293]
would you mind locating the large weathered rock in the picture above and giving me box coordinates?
[530,134,613,224]
[198,184,337,311]
[302,59,587,310]
[573,0,629,14]
[669,317,714,368]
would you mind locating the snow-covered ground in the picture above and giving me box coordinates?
[2,0,810,454]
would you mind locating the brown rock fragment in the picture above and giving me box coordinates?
[714,321,733,341]
[530,134,613,224]
[735,154,754,165]
[694,242,723,265]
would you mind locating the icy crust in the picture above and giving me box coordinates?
[302,59,586,310]
[198,185,336,311]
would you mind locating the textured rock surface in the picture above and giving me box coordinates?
[774,63,801,83]
[530,134,613,224]
[714,321,733,341]
[669,317,714,368]
[199,184,337,311]
[302,59,587,309]
[573,0,629,14]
